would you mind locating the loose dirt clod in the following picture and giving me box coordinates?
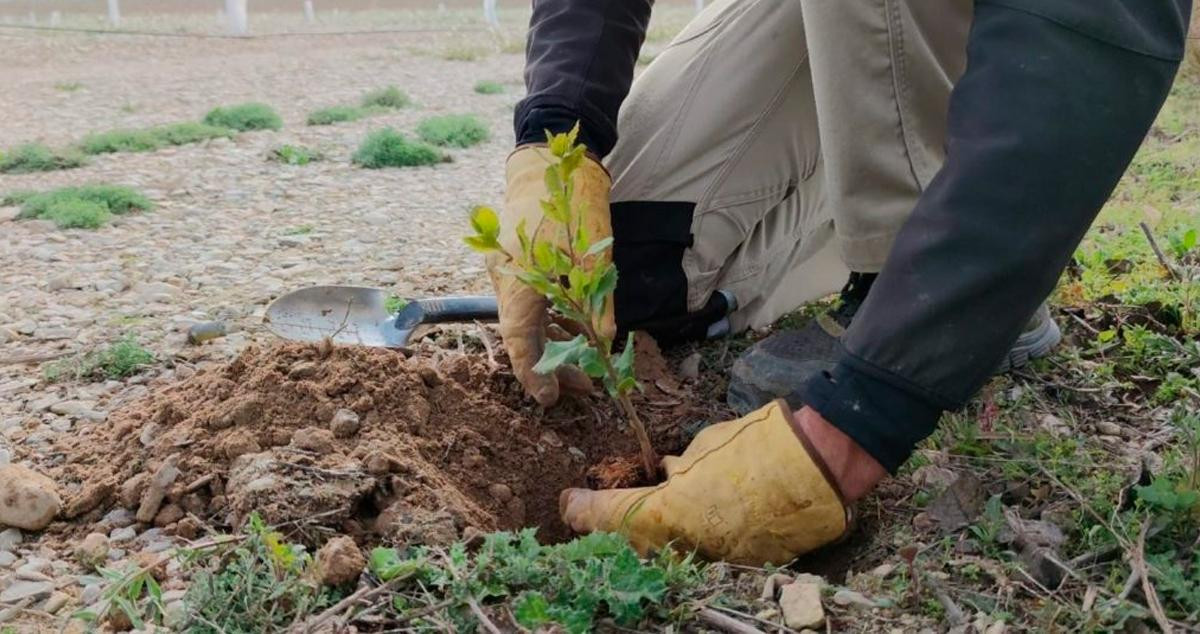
[43,342,696,544]
[315,535,366,587]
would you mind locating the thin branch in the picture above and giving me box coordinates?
[694,606,767,634]
[1133,521,1173,634]
[1139,221,1180,281]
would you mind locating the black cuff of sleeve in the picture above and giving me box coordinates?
[514,104,611,157]
[798,357,944,474]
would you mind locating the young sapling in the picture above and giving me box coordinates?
[465,125,658,478]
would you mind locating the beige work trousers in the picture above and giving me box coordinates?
[607,0,973,332]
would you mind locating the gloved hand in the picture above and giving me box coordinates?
[559,400,849,566]
[491,145,615,406]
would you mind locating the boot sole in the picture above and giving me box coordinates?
[996,305,1062,373]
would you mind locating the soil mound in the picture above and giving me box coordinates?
[45,339,697,545]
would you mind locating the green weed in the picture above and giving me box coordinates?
[306,105,365,125]
[384,295,409,314]
[153,122,233,145]
[55,81,83,92]
[41,198,112,229]
[352,128,448,168]
[283,224,314,235]
[0,143,87,173]
[360,86,411,109]
[73,562,168,630]
[473,80,504,94]
[181,514,341,633]
[269,144,324,165]
[441,45,489,62]
[19,184,153,219]
[80,128,164,154]
[203,102,283,132]
[0,190,37,206]
[45,337,155,382]
[368,530,705,633]
[417,114,489,148]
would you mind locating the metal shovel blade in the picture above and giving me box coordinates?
[264,285,499,348]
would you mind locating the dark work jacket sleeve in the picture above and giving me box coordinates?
[801,0,1191,473]
[514,0,653,157]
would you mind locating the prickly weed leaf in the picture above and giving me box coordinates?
[514,592,553,629]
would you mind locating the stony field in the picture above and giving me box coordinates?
[0,7,1198,634]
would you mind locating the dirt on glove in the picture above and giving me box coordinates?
[43,336,704,546]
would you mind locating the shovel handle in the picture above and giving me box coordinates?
[409,296,499,324]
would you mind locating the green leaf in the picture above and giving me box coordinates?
[463,235,500,252]
[1136,478,1200,512]
[513,592,552,629]
[533,241,557,273]
[590,264,618,315]
[516,218,532,259]
[578,346,607,378]
[533,335,589,375]
[585,236,614,257]
[614,331,636,382]
[469,205,500,239]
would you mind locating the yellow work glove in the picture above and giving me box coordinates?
[559,400,849,566]
[491,145,616,406]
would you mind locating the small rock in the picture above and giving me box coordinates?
[292,427,335,453]
[0,464,62,531]
[315,535,365,586]
[153,503,185,527]
[679,352,702,380]
[110,526,137,543]
[136,454,181,523]
[0,551,16,567]
[75,532,110,568]
[329,409,360,438]
[187,321,227,345]
[870,563,896,578]
[80,583,103,605]
[62,478,115,519]
[487,483,513,503]
[119,472,150,509]
[1095,421,1122,436]
[1038,413,1070,437]
[102,508,136,529]
[41,591,70,614]
[0,527,22,550]
[287,361,319,380]
[0,580,53,603]
[779,582,824,629]
[832,589,876,609]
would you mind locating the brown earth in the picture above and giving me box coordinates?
[39,334,701,547]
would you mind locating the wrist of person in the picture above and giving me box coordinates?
[791,406,886,502]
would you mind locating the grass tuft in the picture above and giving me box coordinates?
[153,122,234,145]
[360,86,411,109]
[0,143,87,174]
[1,190,37,206]
[44,336,155,382]
[203,102,283,132]
[269,145,324,165]
[416,114,489,148]
[352,128,449,168]
[473,80,505,95]
[80,129,164,154]
[18,184,153,229]
[306,105,366,126]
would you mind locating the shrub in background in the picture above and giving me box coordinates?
[203,102,283,132]
[0,143,87,173]
[360,86,411,109]
[352,128,448,168]
[416,114,490,148]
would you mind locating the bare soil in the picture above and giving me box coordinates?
[40,334,701,547]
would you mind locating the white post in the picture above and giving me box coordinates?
[226,0,248,35]
[107,0,121,26]
[482,0,498,27]
[694,0,704,13]
[303,0,315,23]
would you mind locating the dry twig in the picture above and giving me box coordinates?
[1140,221,1181,281]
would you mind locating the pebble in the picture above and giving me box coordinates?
[0,464,61,531]
[0,580,53,603]
[41,591,70,614]
[0,552,16,567]
[80,584,102,605]
[831,589,877,609]
[1095,421,1123,436]
[487,483,514,503]
[329,408,361,438]
[0,527,22,551]
[75,532,110,568]
[779,582,824,629]
[110,526,137,543]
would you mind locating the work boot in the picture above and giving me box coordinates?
[726,274,1062,414]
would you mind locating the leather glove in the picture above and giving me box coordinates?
[491,145,616,406]
[559,400,848,566]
